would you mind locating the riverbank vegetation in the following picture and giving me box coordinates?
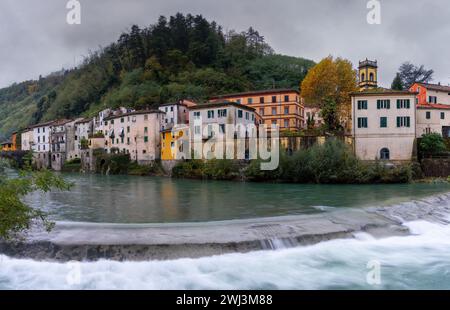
[0,159,71,240]
[172,139,415,184]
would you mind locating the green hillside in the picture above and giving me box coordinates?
[0,13,315,141]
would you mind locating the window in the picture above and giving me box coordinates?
[217,109,226,118]
[251,114,255,121]
[121,118,124,123]
[358,117,368,128]
[38,137,40,143]
[272,96,277,103]
[272,107,277,115]
[380,117,387,128]
[121,137,124,144]
[194,126,201,135]
[380,148,390,160]
[259,108,264,116]
[144,136,149,143]
[377,100,390,109]
[143,150,147,154]
[248,98,253,104]
[165,107,168,112]
[171,107,174,112]
[111,120,115,125]
[441,112,445,120]
[236,99,241,104]
[207,110,215,119]
[426,111,431,119]
[397,99,411,109]
[245,112,249,120]
[219,124,225,134]
[396,116,411,127]
[127,137,130,145]
[144,115,149,121]
[144,127,148,134]
[284,95,289,102]
[194,112,201,119]
[238,110,243,118]
[357,100,368,110]
[284,119,289,128]
[284,107,289,114]
[369,72,374,81]
[127,126,130,133]
[361,73,365,81]
[38,128,40,133]
[271,120,277,126]
[429,96,437,103]
[260,97,264,104]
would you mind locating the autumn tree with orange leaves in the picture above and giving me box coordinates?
[301,56,357,131]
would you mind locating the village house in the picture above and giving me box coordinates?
[351,89,418,161]
[210,89,303,131]
[31,120,54,169]
[101,110,165,164]
[188,101,258,159]
[409,83,450,137]
[50,119,78,171]
[21,128,33,151]
[0,140,13,152]
[69,118,93,160]
[158,101,192,131]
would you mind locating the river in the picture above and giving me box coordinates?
[2,174,450,289]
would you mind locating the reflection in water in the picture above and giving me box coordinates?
[24,174,450,224]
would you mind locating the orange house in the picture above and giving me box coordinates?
[0,140,13,152]
[210,89,304,132]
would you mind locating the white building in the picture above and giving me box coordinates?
[159,102,190,130]
[70,118,93,159]
[410,83,450,137]
[189,101,257,139]
[351,89,418,161]
[101,110,165,163]
[31,120,54,169]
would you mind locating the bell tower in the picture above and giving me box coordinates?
[358,59,378,90]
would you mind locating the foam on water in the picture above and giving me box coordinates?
[2,217,450,290]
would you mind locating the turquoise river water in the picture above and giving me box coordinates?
[1,173,450,289]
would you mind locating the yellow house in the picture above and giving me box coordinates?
[161,125,189,160]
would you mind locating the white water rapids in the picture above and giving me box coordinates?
[1,217,450,289]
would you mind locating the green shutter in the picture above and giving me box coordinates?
[396,117,400,127]
[407,117,410,127]
[377,100,380,109]
[397,100,400,109]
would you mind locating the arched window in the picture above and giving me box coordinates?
[380,148,390,160]
[370,72,374,81]
[361,73,365,82]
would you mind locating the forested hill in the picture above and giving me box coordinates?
[0,13,315,141]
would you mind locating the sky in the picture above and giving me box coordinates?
[1,0,450,89]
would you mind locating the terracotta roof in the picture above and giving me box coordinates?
[104,109,164,121]
[351,88,418,96]
[210,88,299,99]
[417,103,450,110]
[30,120,56,129]
[415,82,450,93]
[51,119,73,126]
[75,117,93,124]
[188,101,256,112]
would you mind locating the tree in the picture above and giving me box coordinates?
[320,98,341,132]
[419,133,447,156]
[391,73,403,90]
[301,56,357,130]
[398,62,434,88]
[0,160,71,240]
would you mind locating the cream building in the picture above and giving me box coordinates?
[20,128,33,151]
[101,110,165,163]
[351,89,417,161]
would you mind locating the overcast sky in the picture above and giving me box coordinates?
[1,0,449,89]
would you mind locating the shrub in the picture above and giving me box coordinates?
[96,153,131,175]
[419,133,447,156]
[128,162,163,176]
